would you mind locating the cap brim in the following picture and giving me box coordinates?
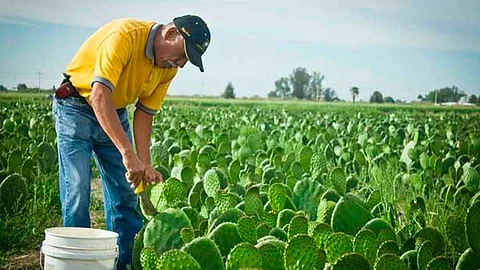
[184,39,204,72]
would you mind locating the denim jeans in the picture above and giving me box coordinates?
[52,96,142,270]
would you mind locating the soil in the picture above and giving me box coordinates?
[1,178,106,270]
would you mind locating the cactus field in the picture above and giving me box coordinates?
[1,94,480,269]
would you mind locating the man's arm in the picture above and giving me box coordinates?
[89,82,146,187]
[133,108,164,183]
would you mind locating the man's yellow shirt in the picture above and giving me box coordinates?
[65,18,177,114]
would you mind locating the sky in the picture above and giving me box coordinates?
[0,0,479,102]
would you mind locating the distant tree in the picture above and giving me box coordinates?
[0,85,7,91]
[17,83,28,91]
[309,72,324,101]
[424,85,466,103]
[370,91,384,103]
[274,77,291,98]
[290,67,311,99]
[350,87,359,103]
[323,88,337,102]
[417,95,424,101]
[384,96,395,103]
[222,82,235,99]
[469,94,478,105]
[267,90,278,98]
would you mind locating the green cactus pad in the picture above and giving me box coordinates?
[237,216,258,244]
[417,240,434,270]
[208,207,244,234]
[399,250,417,270]
[0,173,27,215]
[329,167,347,196]
[456,248,480,270]
[311,153,328,178]
[132,227,145,270]
[182,237,224,270]
[377,240,400,258]
[257,223,270,239]
[157,249,202,270]
[182,207,200,230]
[354,229,378,267]
[245,186,264,217]
[362,218,393,236]
[269,183,289,213]
[156,178,188,211]
[462,167,479,194]
[256,241,285,270]
[284,234,319,270]
[288,215,309,240]
[140,246,160,270]
[278,209,297,228]
[181,227,195,244]
[143,208,193,255]
[425,256,452,270]
[204,168,228,198]
[208,222,242,258]
[226,243,262,270]
[270,227,288,242]
[466,201,480,253]
[444,214,468,252]
[214,190,238,213]
[312,223,333,250]
[293,178,326,221]
[331,253,370,270]
[325,232,354,264]
[377,229,398,246]
[317,199,336,224]
[299,146,314,173]
[331,194,373,236]
[414,227,445,255]
[374,254,408,270]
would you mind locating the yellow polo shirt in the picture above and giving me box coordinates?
[65,18,177,114]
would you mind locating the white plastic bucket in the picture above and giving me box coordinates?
[40,227,119,270]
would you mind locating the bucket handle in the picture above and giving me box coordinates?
[39,246,44,270]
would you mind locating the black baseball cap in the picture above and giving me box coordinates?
[173,15,211,72]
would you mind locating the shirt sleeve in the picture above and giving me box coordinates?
[91,32,131,91]
[136,70,178,115]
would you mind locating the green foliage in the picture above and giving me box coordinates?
[222,82,236,99]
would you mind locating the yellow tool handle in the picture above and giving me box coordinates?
[134,180,145,195]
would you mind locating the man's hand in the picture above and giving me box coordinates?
[144,166,164,184]
[123,151,146,189]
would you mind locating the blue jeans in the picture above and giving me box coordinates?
[52,96,142,270]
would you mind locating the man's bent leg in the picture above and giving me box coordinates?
[92,108,142,270]
[53,97,94,227]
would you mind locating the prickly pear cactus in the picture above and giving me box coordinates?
[414,227,445,256]
[455,248,480,270]
[417,240,434,270]
[444,214,468,253]
[331,194,373,236]
[225,243,262,270]
[284,234,319,270]
[140,246,160,270]
[208,222,242,258]
[182,237,224,270]
[312,223,333,250]
[269,183,289,213]
[325,232,354,265]
[377,240,400,258]
[277,209,297,228]
[293,179,326,221]
[317,199,336,224]
[425,256,452,270]
[331,253,370,270]
[204,168,228,198]
[143,208,193,255]
[329,167,346,196]
[354,229,377,267]
[0,173,27,215]
[374,253,408,270]
[466,201,480,253]
[256,240,285,270]
[157,249,202,270]
[237,216,258,244]
[244,186,264,217]
[208,207,244,234]
[288,215,309,240]
[214,190,237,213]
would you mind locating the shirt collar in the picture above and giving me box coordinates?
[145,23,162,61]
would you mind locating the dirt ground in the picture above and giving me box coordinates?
[1,179,106,270]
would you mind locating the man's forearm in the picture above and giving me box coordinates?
[89,83,134,157]
[133,108,153,165]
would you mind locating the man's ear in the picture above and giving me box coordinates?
[165,26,179,42]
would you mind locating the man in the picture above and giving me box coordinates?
[52,15,211,269]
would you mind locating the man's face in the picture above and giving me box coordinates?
[155,30,188,69]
